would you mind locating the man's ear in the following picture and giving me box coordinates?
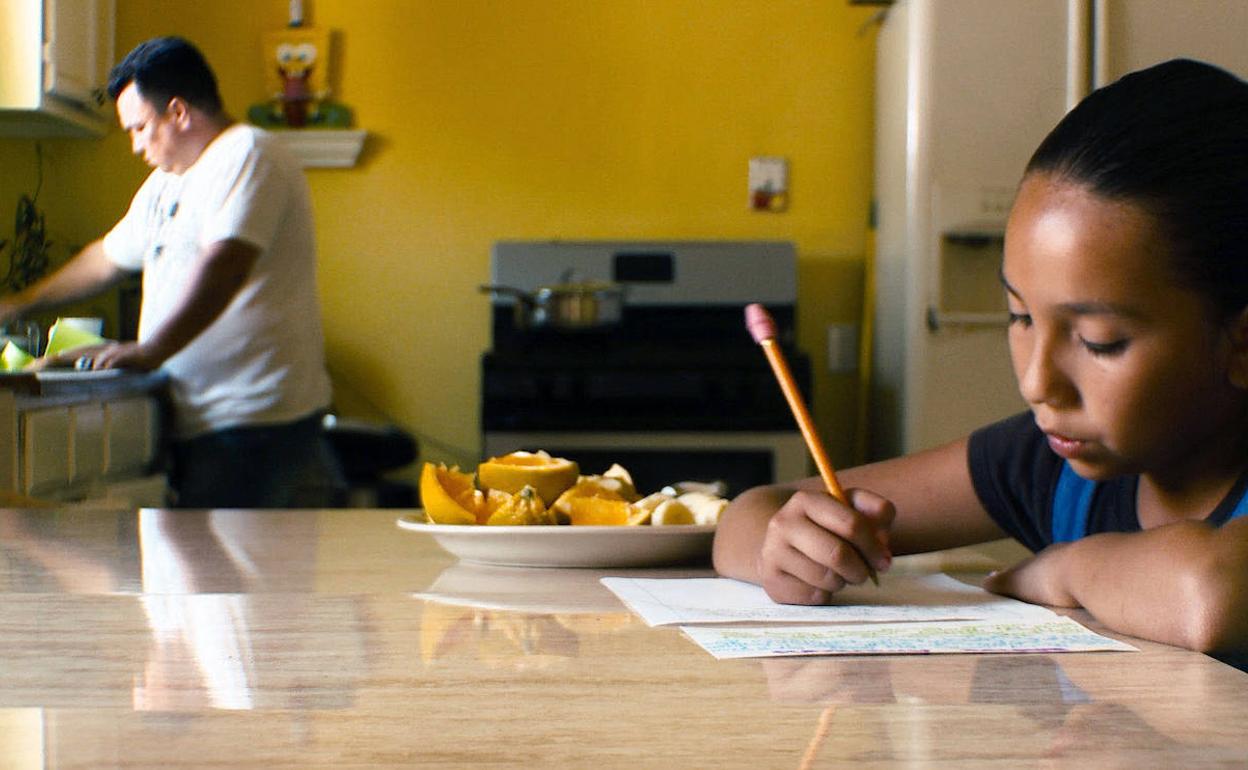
[165,96,192,129]
[1224,306,1248,389]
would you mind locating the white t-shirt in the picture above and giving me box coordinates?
[103,124,332,439]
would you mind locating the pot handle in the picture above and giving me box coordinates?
[479,285,535,307]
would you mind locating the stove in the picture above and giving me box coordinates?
[481,240,811,497]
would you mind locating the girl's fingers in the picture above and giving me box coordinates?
[794,490,894,576]
[785,518,877,586]
[761,554,837,605]
[759,488,898,605]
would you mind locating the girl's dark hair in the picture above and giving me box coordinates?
[1026,58,1248,317]
[107,36,224,117]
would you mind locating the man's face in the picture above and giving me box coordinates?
[116,82,185,173]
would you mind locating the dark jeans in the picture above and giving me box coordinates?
[169,412,347,508]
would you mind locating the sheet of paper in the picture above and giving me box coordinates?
[600,573,1058,627]
[681,617,1139,659]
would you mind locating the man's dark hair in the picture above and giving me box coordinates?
[1026,58,1248,318]
[107,36,224,116]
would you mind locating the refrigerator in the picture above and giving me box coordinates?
[869,0,1248,460]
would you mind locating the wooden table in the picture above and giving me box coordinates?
[0,508,1244,769]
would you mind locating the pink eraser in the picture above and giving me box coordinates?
[745,303,777,343]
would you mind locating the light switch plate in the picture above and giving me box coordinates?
[749,156,788,212]
[826,323,859,373]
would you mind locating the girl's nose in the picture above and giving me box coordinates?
[1016,334,1075,407]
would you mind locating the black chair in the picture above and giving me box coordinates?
[321,415,418,507]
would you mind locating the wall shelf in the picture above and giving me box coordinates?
[270,129,367,168]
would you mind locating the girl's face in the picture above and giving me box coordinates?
[1002,173,1248,483]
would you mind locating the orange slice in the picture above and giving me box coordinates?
[486,485,556,526]
[478,450,580,505]
[420,462,482,525]
[567,496,633,526]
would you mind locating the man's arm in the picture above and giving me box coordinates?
[984,517,1248,656]
[92,238,259,371]
[0,240,130,324]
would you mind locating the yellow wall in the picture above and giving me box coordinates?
[1,0,878,478]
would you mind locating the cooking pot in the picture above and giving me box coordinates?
[480,273,626,331]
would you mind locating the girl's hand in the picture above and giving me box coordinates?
[982,543,1079,608]
[758,487,895,605]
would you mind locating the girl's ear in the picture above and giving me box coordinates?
[1225,306,1248,389]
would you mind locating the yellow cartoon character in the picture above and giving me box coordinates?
[276,40,316,126]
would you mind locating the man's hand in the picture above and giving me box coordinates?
[29,341,163,373]
[89,341,163,372]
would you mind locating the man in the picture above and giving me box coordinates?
[0,37,343,508]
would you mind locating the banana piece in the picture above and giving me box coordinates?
[633,491,673,511]
[650,499,695,526]
[676,492,729,526]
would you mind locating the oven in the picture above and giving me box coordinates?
[480,241,812,498]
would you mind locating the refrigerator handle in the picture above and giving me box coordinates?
[1091,0,1110,89]
[1066,0,1092,110]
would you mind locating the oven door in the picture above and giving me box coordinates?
[482,430,808,499]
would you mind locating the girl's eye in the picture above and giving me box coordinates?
[1080,337,1128,357]
[1007,311,1032,327]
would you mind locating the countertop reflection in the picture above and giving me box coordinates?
[0,507,1245,769]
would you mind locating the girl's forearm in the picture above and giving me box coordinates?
[993,521,1248,655]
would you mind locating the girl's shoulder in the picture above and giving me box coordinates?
[967,411,1064,551]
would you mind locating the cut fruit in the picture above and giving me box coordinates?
[625,507,652,526]
[650,499,695,526]
[478,450,580,505]
[677,492,729,525]
[486,485,557,526]
[567,496,633,526]
[601,463,639,500]
[551,477,628,521]
[420,462,483,525]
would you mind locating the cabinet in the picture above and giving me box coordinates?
[0,372,167,507]
[0,0,115,137]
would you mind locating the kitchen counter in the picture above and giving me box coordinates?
[0,507,1244,768]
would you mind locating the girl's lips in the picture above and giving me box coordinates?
[1046,432,1087,459]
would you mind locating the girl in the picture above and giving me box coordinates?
[712,58,1248,658]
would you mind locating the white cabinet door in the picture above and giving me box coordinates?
[0,0,113,136]
[43,0,103,105]
[72,402,106,482]
[105,397,155,478]
[22,407,71,496]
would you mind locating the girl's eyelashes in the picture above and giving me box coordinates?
[1079,336,1129,356]
[1007,309,1129,356]
[1007,311,1032,327]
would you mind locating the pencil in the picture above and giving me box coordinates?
[745,303,879,586]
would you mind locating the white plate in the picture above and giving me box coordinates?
[396,515,715,568]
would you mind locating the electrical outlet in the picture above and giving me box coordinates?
[826,323,859,373]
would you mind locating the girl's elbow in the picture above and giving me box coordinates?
[1176,545,1248,655]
